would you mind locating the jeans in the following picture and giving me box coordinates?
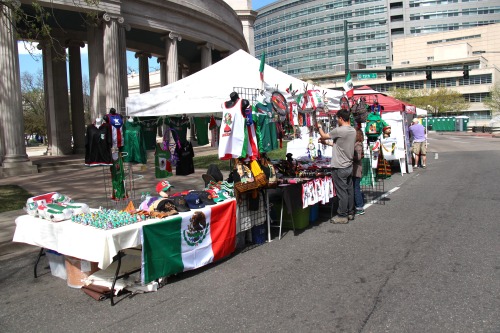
[332,166,354,217]
[353,176,364,210]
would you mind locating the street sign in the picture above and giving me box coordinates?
[357,73,377,80]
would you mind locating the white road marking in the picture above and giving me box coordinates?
[364,186,400,210]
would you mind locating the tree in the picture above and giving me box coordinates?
[388,87,470,116]
[21,70,46,137]
[82,75,92,124]
[1,0,100,58]
[483,83,500,117]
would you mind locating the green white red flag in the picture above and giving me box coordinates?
[259,52,266,81]
[141,200,236,284]
[344,71,354,98]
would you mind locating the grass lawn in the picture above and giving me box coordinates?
[193,142,288,171]
[0,185,32,213]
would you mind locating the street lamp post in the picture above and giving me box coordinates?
[343,19,386,81]
[344,20,349,81]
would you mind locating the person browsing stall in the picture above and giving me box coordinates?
[317,109,356,224]
[409,118,427,168]
[353,128,365,216]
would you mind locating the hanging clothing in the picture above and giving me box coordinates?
[123,120,147,164]
[209,116,218,148]
[110,154,127,200]
[169,116,190,146]
[218,99,248,160]
[154,143,173,179]
[175,141,195,176]
[106,113,124,148]
[254,102,279,153]
[193,117,210,146]
[244,107,259,160]
[85,124,113,166]
[142,118,158,150]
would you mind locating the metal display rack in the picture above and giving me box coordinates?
[101,153,143,210]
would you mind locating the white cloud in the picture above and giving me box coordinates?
[17,41,88,55]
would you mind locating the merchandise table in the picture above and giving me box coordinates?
[13,199,237,271]
[268,176,335,239]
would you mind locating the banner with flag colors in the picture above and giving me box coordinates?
[344,71,354,98]
[141,199,237,284]
[259,52,266,81]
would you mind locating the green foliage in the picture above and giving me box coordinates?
[1,0,100,59]
[0,185,33,213]
[388,87,470,115]
[483,83,500,116]
[21,70,47,136]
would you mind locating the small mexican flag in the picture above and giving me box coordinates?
[259,52,266,81]
[141,200,237,284]
[344,70,354,98]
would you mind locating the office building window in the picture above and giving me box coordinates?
[459,74,492,86]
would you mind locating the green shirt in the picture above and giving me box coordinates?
[193,117,210,146]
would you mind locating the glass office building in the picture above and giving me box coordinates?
[255,0,500,86]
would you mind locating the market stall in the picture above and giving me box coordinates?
[13,50,348,304]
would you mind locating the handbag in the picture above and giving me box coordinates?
[250,160,268,188]
[233,160,259,193]
[260,158,277,188]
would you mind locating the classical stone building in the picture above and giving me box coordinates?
[0,0,256,177]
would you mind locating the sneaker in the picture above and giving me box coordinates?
[348,214,355,221]
[413,165,418,168]
[422,165,426,168]
[331,216,349,224]
[356,209,365,215]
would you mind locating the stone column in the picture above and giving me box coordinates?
[40,41,73,156]
[66,40,86,154]
[135,52,151,93]
[87,23,106,119]
[158,57,167,87]
[0,5,37,176]
[103,13,125,113]
[181,65,190,79]
[163,32,182,84]
[119,24,129,100]
[199,42,213,69]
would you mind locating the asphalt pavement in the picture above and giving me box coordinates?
[1,131,499,332]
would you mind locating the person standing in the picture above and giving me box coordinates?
[409,118,427,168]
[353,128,365,215]
[317,109,356,224]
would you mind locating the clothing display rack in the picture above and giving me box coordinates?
[101,155,142,210]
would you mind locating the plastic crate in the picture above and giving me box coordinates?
[251,223,267,244]
[272,200,310,230]
[309,203,319,223]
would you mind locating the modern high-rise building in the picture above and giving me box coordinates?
[254,0,500,118]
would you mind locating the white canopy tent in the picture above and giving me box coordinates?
[125,50,343,117]
[416,107,428,116]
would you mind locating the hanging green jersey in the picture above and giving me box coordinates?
[193,117,210,146]
[123,120,147,164]
[155,143,173,179]
[110,154,127,200]
[254,102,278,153]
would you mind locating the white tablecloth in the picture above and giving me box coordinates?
[13,199,237,270]
[13,215,163,269]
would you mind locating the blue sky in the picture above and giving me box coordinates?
[18,0,276,78]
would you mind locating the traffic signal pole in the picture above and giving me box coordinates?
[350,66,471,80]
